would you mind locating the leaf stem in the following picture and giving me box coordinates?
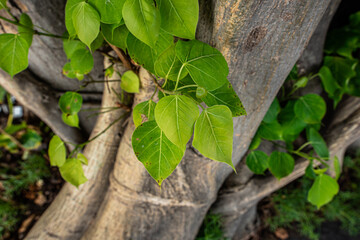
[106,41,132,70]
[176,84,197,91]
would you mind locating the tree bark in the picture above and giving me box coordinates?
[80,1,333,239]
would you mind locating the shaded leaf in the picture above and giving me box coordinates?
[268,151,294,179]
[263,98,280,123]
[307,128,329,159]
[294,94,326,124]
[257,121,283,141]
[101,23,129,50]
[246,151,269,174]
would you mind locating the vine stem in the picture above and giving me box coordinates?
[107,41,132,70]
[151,77,176,95]
[176,85,197,91]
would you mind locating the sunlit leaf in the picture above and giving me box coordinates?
[133,100,156,128]
[59,158,88,187]
[308,174,339,208]
[59,92,83,115]
[48,135,66,167]
[89,0,125,24]
[121,70,139,93]
[65,0,84,37]
[62,113,80,128]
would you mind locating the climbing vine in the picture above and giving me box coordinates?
[0,0,246,187]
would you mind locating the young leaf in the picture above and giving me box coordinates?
[246,151,269,174]
[133,100,156,128]
[294,94,326,124]
[59,158,88,187]
[158,0,198,39]
[154,44,188,81]
[72,2,101,48]
[59,92,83,114]
[70,49,94,74]
[62,113,80,128]
[101,23,129,50]
[308,174,339,208]
[155,95,199,148]
[121,70,140,93]
[0,0,7,9]
[323,56,357,87]
[48,135,66,167]
[18,14,34,47]
[88,0,125,24]
[132,121,185,186]
[307,128,329,159]
[176,40,229,91]
[122,0,161,48]
[65,0,84,37]
[262,98,280,123]
[193,105,234,169]
[268,151,294,179]
[203,82,246,117]
[77,153,88,165]
[63,38,87,59]
[0,34,29,77]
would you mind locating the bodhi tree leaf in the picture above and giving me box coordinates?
[196,87,207,99]
[155,95,199,148]
[268,151,294,179]
[70,49,94,74]
[318,66,343,106]
[308,174,339,208]
[77,153,88,165]
[246,151,269,174]
[0,0,7,9]
[20,130,42,150]
[0,34,29,77]
[193,105,235,169]
[90,33,104,51]
[62,113,79,128]
[121,70,140,93]
[262,98,280,123]
[59,92,83,114]
[48,135,66,167]
[257,121,283,141]
[133,100,156,128]
[59,158,88,187]
[18,13,34,47]
[72,1,101,48]
[88,0,125,24]
[176,40,229,91]
[294,94,326,124]
[63,38,87,59]
[65,0,84,37]
[307,128,329,159]
[158,0,198,39]
[132,120,185,186]
[101,23,129,50]
[323,56,357,87]
[203,82,246,117]
[122,0,160,48]
[154,44,188,81]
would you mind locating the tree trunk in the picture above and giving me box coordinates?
[0,0,339,239]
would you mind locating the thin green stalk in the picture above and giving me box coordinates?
[6,94,13,127]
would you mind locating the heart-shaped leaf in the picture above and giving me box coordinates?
[268,151,294,179]
[65,0,84,37]
[121,70,140,93]
[133,100,156,127]
[294,94,326,124]
[246,151,269,174]
[59,92,83,115]
[59,158,88,187]
[48,135,66,167]
[308,174,339,208]
[89,0,125,24]
[18,14,34,47]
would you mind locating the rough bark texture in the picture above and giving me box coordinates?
[26,58,128,240]
[79,1,333,240]
[0,70,85,146]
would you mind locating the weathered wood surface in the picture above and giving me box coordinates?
[26,58,128,240]
[80,1,333,239]
[0,69,85,146]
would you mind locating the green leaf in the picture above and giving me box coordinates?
[268,151,294,179]
[318,66,342,105]
[88,0,125,24]
[132,121,185,186]
[323,56,357,87]
[59,158,88,187]
[101,23,129,50]
[307,128,329,159]
[246,151,269,174]
[308,174,339,208]
[0,85,6,104]
[154,44,188,81]
[0,0,7,9]
[158,0,198,39]
[63,38,87,59]
[127,30,173,73]
[193,105,234,169]
[203,82,246,117]
[63,62,77,79]
[176,40,229,91]
[65,0,84,37]
[293,76,309,89]
[48,135,66,167]
[20,130,42,150]
[59,92,83,114]
[133,100,156,127]
[294,94,326,124]
[121,70,139,93]
[263,98,280,123]
[249,132,261,150]
[0,34,29,77]
[305,161,317,179]
[90,32,104,51]
[155,95,199,148]
[18,14,34,47]
[334,156,341,181]
[77,153,88,165]
[196,87,207,99]
[70,49,94,74]
[122,0,161,48]
[278,100,307,142]
[72,2,101,48]
[257,121,283,141]
[62,113,79,128]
